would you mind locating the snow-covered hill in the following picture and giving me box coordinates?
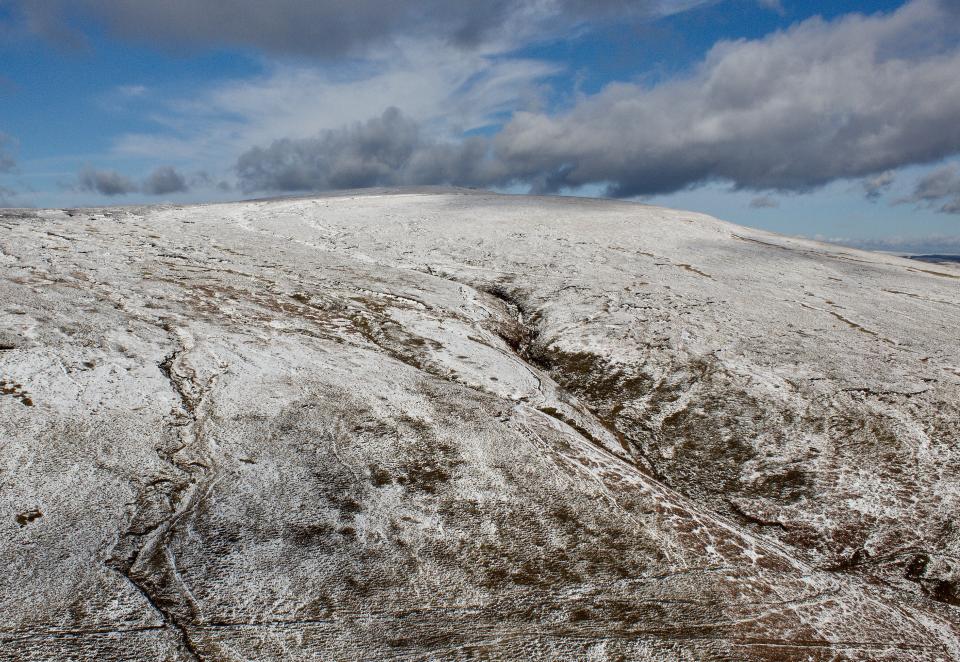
[2,190,959,660]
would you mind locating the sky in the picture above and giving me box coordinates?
[1,0,960,252]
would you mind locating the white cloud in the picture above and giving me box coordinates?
[757,0,785,15]
[111,39,560,175]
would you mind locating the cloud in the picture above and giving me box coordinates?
[491,0,960,196]
[897,163,960,214]
[236,107,497,192]
[910,165,960,202]
[233,1,960,200]
[236,107,420,192]
[77,165,138,196]
[11,0,713,58]
[757,0,785,15]
[68,30,557,200]
[0,133,17,173]
[116,84,147,97]
[861,170,895,201]
[142,166,189,195]
[27,0,960,208]
[749,195,779,208]
[120,47,559,182]
[74,164,196,198]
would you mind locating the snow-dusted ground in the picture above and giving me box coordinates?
[1,189,958,660]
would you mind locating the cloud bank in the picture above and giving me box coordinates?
[491,0,960,196]
[233,1,960,203]
[11,0,960,220]
[235,108,496,193]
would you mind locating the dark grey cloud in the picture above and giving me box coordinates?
[898,164,960,214]
[236,2,960,201]
[0,133,17,173]
[76,165,197,197]
[237,108,420,192]
[749,195,779,209]
[236,107,498,193]
[77,165,138,196]
[10,0,709,57]
[861,171,895,201]
[142,166,189,196]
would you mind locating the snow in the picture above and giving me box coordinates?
[1,190,958,660]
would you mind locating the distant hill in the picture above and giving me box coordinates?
[909,253,960,265]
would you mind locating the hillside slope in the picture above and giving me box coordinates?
[2,190,959,660]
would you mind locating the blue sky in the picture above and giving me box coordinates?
[1,0,959,252]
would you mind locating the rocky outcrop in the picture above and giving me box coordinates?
[1,191,958,660]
